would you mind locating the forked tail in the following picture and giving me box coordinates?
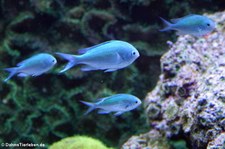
[159,17,173,32]
[80,100,96,115]
[4,67,18,82]
[55,52,78,73]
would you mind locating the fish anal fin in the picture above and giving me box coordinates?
[17,73,29,77]
[32,72,43,77]
[81,65,98,71]
[114,111,124,116]
[104,68,117,72]
[98,109,111,114]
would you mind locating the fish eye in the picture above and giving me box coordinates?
[132,51,136,55]
[207,23,210,26]
[135,101,138,104]
[52,60,55,62]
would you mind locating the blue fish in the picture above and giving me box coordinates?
[4,53,57,82]
[56,40,140,73]
[160,14,216,37]
[80,94,142,116]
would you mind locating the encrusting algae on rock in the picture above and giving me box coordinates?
[123,11,225,149]
[49,135,114,149]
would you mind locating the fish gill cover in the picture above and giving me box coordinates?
[0,0,224,148]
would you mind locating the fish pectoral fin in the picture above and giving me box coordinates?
[17,73,29,77]
[114,111,124,116]
[197,27,203,34]
[81,65,98,71]
[125,105,130,109]
[104,68,118,72]
[98,109,111,114]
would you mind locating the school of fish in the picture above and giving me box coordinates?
[2,14,216,116]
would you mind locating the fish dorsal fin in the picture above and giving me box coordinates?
[95,97,107,103]
[96,94,124,103]
[78,40,116,54]
[17,59,30,66]
[96,94,118,103]
[170,14,197,23]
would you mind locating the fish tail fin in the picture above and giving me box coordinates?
[80,100,96,115]
[4,67,18,82]
[159,17,173,32]
[55,52,78,73]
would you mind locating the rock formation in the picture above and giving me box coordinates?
[123,11,225,149]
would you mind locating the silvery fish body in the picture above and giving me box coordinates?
[160,14,216,37]
[4,53,57,82]
[56,40,140,73]
[80,94,142,116]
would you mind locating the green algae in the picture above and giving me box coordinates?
[169,140,188,149]
[49,135,114,149]
[164,100,179,121]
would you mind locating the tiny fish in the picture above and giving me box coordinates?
[4,53,57,82]
[80,94,142,116]
[56,40,140,73]
[160,14,216,37]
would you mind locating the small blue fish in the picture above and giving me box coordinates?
[80,94,142,116]
[4,53,57,82]
[160,14,216,37]
[56,40,140,73]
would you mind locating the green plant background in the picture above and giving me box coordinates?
[0,0,224,148]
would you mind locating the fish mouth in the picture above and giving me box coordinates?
[136,53,140,58]
[54,60,57,65]
[137,100,142,106]
[136,50,140,58]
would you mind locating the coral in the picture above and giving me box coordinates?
[123,11,225,149]
[49,135,113,149]
[207,132,225,149]
[122,130,170,149]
